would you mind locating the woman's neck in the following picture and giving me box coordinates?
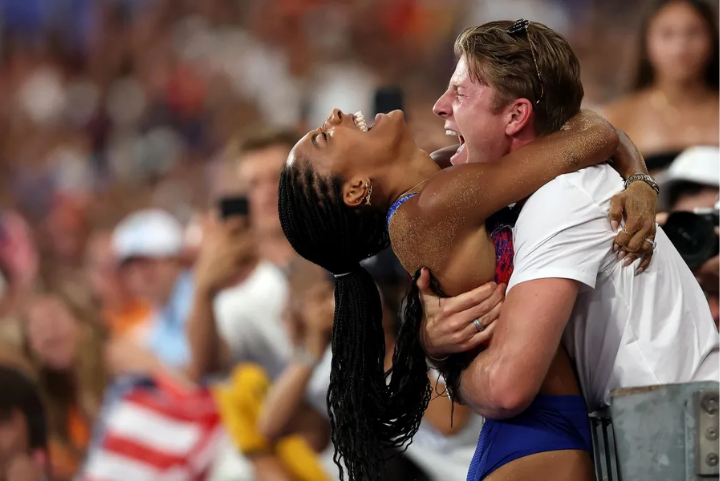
[381,149,441,210]
[653,78,711,104]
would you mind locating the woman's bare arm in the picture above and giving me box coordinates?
[422,376,472,436]
[610,129,650,178]
[419,109,619,225]
[433,129,649,180]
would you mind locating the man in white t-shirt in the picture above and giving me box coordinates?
[418,20,719,418]
[187,128,300,381]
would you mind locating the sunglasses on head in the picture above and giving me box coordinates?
[507,19,545,105]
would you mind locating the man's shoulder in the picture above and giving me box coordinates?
[521,164,622,213]
[514,164,622,244]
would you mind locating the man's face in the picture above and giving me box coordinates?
[671,187,719,212]
[119,257,180,306]
[433,56,511,165]
[85,232,125,306]
[237,146,290,235]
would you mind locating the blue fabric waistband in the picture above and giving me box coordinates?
[528,394,588,411]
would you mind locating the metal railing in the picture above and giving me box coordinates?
[590,381,719,481]
[589,409,622,481]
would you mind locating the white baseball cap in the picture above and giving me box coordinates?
[660,146,719,209]
[112,209,184,263]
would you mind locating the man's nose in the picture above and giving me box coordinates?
[433,91,451,119]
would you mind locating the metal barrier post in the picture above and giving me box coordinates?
[589,409,622,481]
[607,381,719,481]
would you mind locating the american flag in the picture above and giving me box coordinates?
[80,375,223,481]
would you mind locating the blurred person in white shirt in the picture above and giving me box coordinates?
[231,128,299,269]
[186,130,301,481]
[187,128,302,381]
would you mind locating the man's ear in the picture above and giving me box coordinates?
[343,177,370,207]
[504,98,534,137]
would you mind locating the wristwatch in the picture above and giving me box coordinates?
[625,173,660,196]
[292,347,322,368]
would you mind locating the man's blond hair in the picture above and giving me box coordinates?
[454,20,584,136]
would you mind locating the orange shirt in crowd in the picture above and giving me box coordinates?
[49,405,92,480]
[104,300,152,339]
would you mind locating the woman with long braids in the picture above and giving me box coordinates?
[278,106,656,481]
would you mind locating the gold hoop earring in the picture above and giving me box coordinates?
[364,182,373,206]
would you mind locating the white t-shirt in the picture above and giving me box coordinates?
[509,164,719,411]
[214,261,291,380]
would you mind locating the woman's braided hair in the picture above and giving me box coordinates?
[278,162,432,481]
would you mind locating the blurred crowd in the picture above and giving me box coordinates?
[0,0,717,480]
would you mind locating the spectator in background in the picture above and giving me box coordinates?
[188,129,299,382]
[0,212,39,351]
[658,146,719,324]
[185,130,300,480]
[110,209,192,370]
[186,217,293,480]
[84,231,151,339]
[604,0,719,173]
[20,287,107,481]
[185,213,286,381]
[0,365,48,481]
[228,128,299,269]
[660,146,720,212]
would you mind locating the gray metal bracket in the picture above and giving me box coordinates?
[608,381,719,481]
[695,390,719,477]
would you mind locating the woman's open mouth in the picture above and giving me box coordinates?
[353,111,380,132]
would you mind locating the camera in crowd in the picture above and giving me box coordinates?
[664,208,719,271]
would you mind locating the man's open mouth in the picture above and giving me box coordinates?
[446,129,466,162]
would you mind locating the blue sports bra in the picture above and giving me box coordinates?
[386,193,515,284]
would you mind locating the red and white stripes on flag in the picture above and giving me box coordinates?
[81,375,223,481]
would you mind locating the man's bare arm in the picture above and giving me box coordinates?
[458,278,579,419]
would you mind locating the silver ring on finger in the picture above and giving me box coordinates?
[644,238,656,249]
[621,226,631,235]
[472,318,484,332]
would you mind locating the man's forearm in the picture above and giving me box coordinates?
[458,279,579,419]
[257,361,317,442]
[186,288,223,382]
[458,348,531,419]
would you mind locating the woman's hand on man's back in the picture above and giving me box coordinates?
[417,268,505,359]
[608,181,658,274]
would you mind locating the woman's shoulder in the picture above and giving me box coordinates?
[602,91,649,124]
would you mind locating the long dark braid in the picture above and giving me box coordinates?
[278,164,431,481]
[399,270,479,407]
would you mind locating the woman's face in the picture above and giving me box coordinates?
[289,108,416,200]
[25,296,79,371]
[646,1,713,84]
